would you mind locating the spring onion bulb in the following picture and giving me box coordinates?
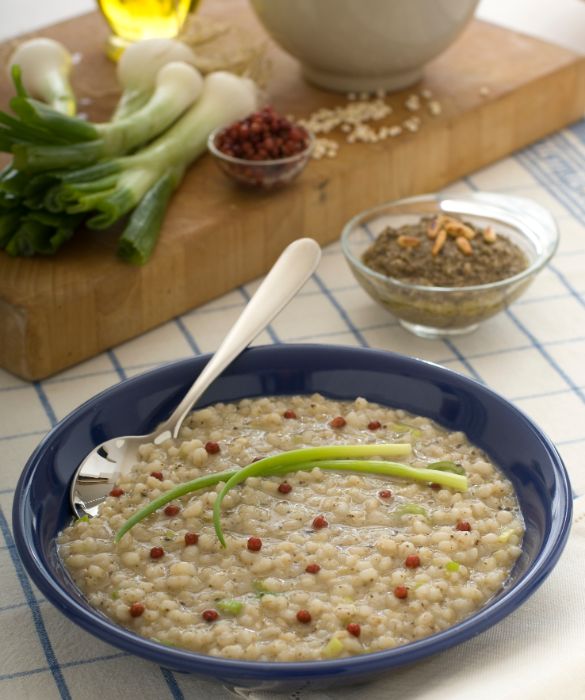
[8,38,76,115]
[114,38,198,120]
[114,443,469,545]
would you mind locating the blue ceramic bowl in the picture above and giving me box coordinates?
[13,345,572,691]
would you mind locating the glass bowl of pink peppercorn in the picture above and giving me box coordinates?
[207,106,314,189]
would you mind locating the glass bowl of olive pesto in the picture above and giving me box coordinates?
[341,192,559,339]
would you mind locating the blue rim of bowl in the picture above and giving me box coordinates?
[12,344,573,682]
[341,192,560,294]
[207,125,314,167]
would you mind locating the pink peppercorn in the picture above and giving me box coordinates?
[312,515,328,530]
[129,602,144,618]
[347,623,361,637]
[202,609,219,622]
[150,546,164,559]
[329,416,346,428]
[283,409,297,419]
[247,536,262,551]
[150,471,164,481]
[109,487,124,497]
[184,532,199,546]
[368,420,382,430]
[296,609,312,624]
[305,563,321,574]
[278,482,292,494]
[378,489,392,499]
[405,554,421,568]
[215,106,309,162]
[205,441,220,454]
[456,520,472,532]
[164,504,180,517]
[394,586,408,599]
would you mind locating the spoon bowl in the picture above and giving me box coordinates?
[71,237,321,518]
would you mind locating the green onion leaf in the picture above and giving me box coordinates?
[217,599,244,615]
[117,169,178,265]
[323,637,344,658]
[395,504,428,518]
[392,423,422,437]
[427,460,466,476]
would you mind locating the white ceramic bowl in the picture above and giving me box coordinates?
[249,0,479,92]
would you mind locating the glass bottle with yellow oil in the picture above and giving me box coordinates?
[98,0,201,58]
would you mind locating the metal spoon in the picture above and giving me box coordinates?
[70,237,321,518]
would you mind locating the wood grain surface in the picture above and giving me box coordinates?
[1,0,585,380]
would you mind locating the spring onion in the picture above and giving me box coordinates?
[217,599,244,615]
[113,38,199,120]
[394,504,429,518]
[427,460,466,476]
[392,422,422,437]
[445,561,460,572]
[252,580,273,597]
[115,443,468,545]
[12,62,204,172]
[8,38,76,115]
[497,529,515,543]
[0,70,258,262]
[323,637,344,658]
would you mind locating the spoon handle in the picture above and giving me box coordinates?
[166,237,321,438]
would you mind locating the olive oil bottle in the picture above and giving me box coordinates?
[98,0,200,57]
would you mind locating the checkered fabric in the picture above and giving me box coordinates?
[1,121,585,699]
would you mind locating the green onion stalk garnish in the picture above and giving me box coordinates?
[426,460,466,476]
[115,444,468,545]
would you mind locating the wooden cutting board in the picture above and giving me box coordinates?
[1,1,585,381]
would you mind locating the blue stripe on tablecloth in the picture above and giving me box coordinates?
[505,308,585,405]
[547,263,585,310]
[160,667,185,700]
[0,508,71,699]
[33,381,57,427]
[312,273,369,347]
[442,339,484,382]
[107,349,127,381]
[0,652,129,683]
[0,429,47,439]
[0,600,43,613]
[516,134,585,223]
[175,317,201,355]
